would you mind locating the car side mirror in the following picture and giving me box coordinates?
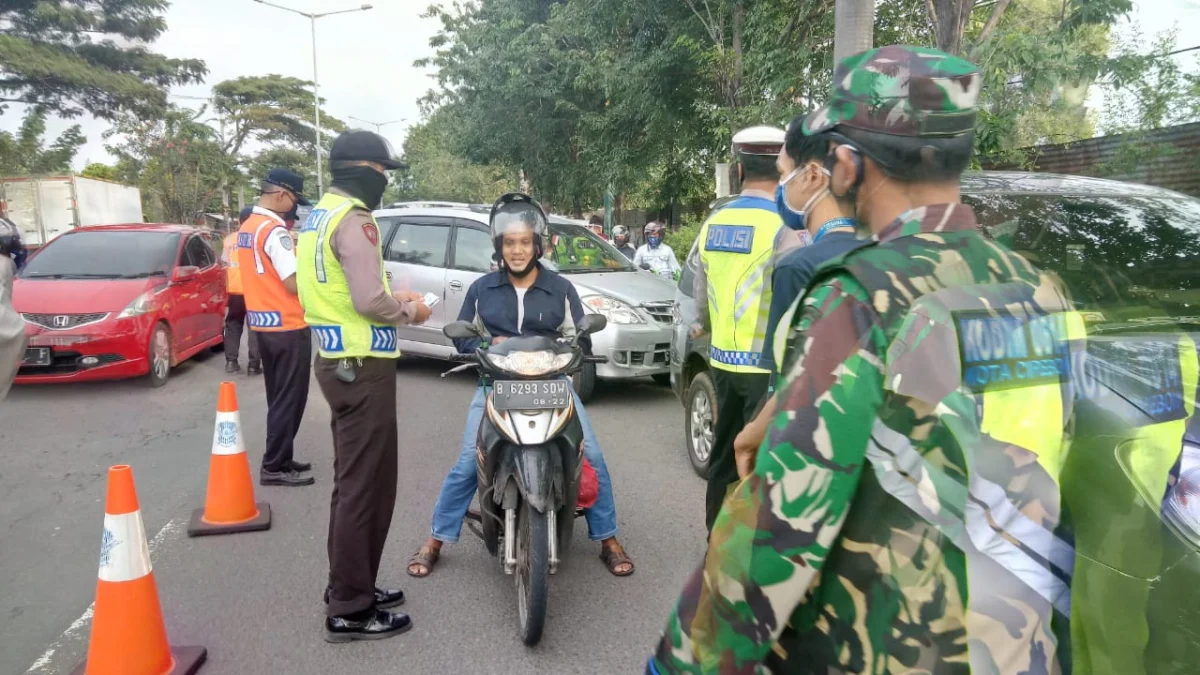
[640,262,651,271]
[172,266,198,283]
[577,313,607,336]
[443,320,482,340]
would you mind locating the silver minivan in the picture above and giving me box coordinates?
[372,202,677,399]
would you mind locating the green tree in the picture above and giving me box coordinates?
[106,105,237,223]
[212,74,346,161]
[0,107,85,175]
[0,0,206,120]
[391,106,518,204]
[80,162,119,181]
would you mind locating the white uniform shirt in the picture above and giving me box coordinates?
[251,206,297,280]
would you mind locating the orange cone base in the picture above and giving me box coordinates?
[186,502,271,537]
[71,645,207,675]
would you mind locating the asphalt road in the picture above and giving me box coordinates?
[0,346,706,674]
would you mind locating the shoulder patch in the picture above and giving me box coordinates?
[362,222,379,246]
[278,230,293,250]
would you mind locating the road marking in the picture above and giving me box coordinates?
[24,518,180,674]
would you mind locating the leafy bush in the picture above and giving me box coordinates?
[665,212,705,256]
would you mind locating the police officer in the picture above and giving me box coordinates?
[296,130,431,642]
[692,125,787,532]
[649,46,1087,674]
[222,207,261,375]
[236,169,314,487]
[0,216,26,400]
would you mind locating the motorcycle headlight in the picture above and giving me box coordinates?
[117,291,155,318]
[581,294,644,325]
[488,350,574,376]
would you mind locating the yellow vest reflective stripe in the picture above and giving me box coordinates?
[698,195,783,373]
[295,192,400,360]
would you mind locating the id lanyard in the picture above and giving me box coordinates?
[811,218,856,243]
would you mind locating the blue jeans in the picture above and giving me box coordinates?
[430,383,618,543]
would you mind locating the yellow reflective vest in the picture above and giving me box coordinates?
[698,194,784,373]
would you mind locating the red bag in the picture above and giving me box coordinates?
[577,456,599,510]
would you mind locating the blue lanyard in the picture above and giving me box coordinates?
[812,218,856,243]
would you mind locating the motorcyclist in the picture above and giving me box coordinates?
[407,193,634,579]
[0,211,27,271]
[0,216,27,400]
[612,225,636,260]
[633,222,680,281]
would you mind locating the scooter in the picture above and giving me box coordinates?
[442,315,608,645]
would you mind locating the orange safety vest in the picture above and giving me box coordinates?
[235,211,306,332]
[222,232,243,295]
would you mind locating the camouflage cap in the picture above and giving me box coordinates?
[802,45,981,138]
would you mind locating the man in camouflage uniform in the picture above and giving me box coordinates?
[648,46,1097,674]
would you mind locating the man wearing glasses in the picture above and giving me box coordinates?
[236,168,315,487]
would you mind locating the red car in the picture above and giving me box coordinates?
[13,224,227,386]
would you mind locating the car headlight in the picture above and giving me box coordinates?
[117,291,155,318]
[581,294,644,325]
[488,350,574,376]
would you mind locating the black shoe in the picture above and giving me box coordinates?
[324,609,412,643]
[225,360,240,374]
[323,586,405,610]
[289,459,312,472]
[259,468,315,486]
[246,364,262,376]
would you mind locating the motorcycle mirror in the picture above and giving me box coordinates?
[443,321,482,340]
[640,262,651,271]
[577,314,607,336]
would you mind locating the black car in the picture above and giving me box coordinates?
[670,171,1200,477]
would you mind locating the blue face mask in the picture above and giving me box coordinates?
[775,183,806,231]
[647,235,662,248]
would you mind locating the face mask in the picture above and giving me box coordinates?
[776,166,831,231]
[647,235,662,248]
[331,165,388,208]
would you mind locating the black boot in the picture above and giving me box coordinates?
[324,609,412,643]
[225,360,240,374]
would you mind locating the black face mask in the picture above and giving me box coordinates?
[331,165,388,208]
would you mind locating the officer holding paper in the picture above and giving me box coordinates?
[296,129,431,643]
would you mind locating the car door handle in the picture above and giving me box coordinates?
[449,280,463,291]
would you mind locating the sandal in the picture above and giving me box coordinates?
[600,544,635,577]
[407,546,440,578]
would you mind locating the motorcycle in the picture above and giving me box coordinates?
[442,315,608,645]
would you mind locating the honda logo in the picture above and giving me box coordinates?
[52,315,70,328]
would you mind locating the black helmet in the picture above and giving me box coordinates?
[490,192,548,259]
[329,130,403,170]
[0,216,20,257]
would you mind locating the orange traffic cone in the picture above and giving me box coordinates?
[72,465,206,675]
[187,381,271,536]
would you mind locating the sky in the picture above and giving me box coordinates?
[3,0,443,169]
[1,0,1197,171]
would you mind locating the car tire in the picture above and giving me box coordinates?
[146,322,172,388]
[572,361,596,403]
[651,373,672,387]
[685,372,716,479]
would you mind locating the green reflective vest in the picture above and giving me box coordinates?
[295,192,400,360]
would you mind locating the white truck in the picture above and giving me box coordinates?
[0,175,143,248]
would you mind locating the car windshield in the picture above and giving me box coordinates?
[966,192,1200,331]
[21,230,181,279]
[542,222,636,273]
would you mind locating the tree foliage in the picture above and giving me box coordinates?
[390,106,518,205]
[212,75,345,161]
[0,107,85,175]
[0,0,206,120]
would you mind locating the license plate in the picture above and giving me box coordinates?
[492,379,570,410]
[23,347,51,366]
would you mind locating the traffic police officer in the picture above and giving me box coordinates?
[222,207,261,375]
[236,169,313,486]
[296,129,431,642]
[692,125,787,532]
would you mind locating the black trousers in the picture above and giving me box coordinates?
[316,356,399,617]
[256,328,311,472]
[223,294,259,367]
[706,368,771,532]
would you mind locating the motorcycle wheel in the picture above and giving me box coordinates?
[515,499,549,646]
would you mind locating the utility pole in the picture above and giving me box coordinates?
[834,0,874,65]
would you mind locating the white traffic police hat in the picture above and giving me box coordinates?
[731,125,786,157]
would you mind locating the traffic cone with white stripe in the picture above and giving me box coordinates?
[187,381,271,536]
[72,465,206,675]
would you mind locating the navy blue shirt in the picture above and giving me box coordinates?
[454,263,589,353]
[760,230,867,378]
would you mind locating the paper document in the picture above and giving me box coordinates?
[423,292,441,308]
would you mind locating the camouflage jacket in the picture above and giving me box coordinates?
[650,203,1084,674]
